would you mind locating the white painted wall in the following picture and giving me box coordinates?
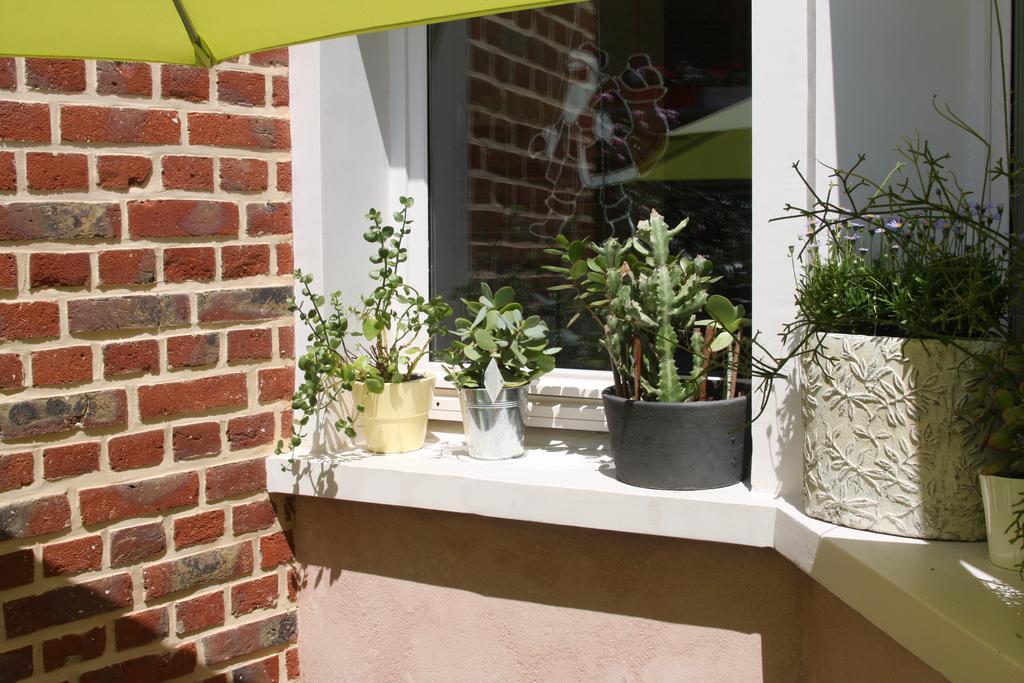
[748,0,1007,497]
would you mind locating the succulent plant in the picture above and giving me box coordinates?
[547,208,747,403]
[276,197,451,459]
[442,283,558,390]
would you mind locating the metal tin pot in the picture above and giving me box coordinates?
[459,386,528,460]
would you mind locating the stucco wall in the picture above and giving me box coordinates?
[293,498,945,682]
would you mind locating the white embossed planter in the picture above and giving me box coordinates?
[801,333,990,540]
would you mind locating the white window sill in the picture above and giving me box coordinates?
[267,422,1024,683]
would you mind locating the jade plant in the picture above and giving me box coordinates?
[441,283,558,390]
[547,209,747,402]
[968,342,1024,571]
[277,197,451,457]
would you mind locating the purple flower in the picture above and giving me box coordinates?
[857,247,869,254]
[885,217,904,231]
[934,219,950,231]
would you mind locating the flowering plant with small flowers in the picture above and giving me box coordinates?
[777,110,1019,343]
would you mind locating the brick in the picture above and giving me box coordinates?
[174,509,225,549]
[246,202,291,235]
[26,58,86,92]
[0,101,51,142]
[3,573,132,637]
[276,243,294,275]
[62,105,180,144]
[287,568,299,603]
[176,590,225,635]
[97,155,152,190]
[0,301,59,340]
[96,61,153,96]
[43,626,106,672]
[167,333,220,369]
[279,326,294,359]
[43,535,103,576]
[114,607,168,650]
[0,252,14,290]
[68,294,190,333]
[0,58,14,90]
[0,152,14,191]
[104,340,159,377]
[139,373,247,420]
[43,441,101,480]
[226,414,275,453]
[232,575,278,617]
[208,457,267,501]
[109,429,165,471]
[233,500,276,535]
[276,161,291,192]
[0,647,33,681]
[79,471,198,525]
[220,158,268,192]
[272,75,289,107]
[188,112,290,150]
[110,521,166,567]
[228,328,272,362]
[0,202,121,241]
[80,644,196,683]
[99,249,156,285]
[173,422,221,460]
[30,252,90,288]
[129,199,239,238]
[259,531,294,569]
[0,389,127,439]
[144,541,252,599]
[222,243,270,278]
[0,549,34,590]
[202,611,297,665]
[162,155,214,191]
[0,451,32,492]
[32,345,93,385]
[231,655,280,683]
[198,286,291,323]
[162,64,210,102]
[0,354,24,390]
[286,648,300,679]
[26,152,89,191]
[280,411,293,442]
[164,246,216,282]
[250,49,289,67]
[218,70,266,106]
[259,367,294,402]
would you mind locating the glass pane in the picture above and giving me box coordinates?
[429,0,751,369]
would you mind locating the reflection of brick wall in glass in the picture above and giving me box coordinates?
[465,5,600,277]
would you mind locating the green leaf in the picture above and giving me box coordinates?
[493,286,516,309]
[710,331,734,352]
[569,260,588,278]
[474,328,497,351]
[362,318,379,340]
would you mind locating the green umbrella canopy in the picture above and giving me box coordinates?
[0,0,578,66]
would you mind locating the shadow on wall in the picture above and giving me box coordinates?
[0,500,298,682]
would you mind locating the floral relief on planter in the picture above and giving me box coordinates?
[801,333,990,540]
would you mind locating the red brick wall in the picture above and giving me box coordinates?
[0,52,299,681]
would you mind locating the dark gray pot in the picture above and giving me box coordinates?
[602,389,748,490]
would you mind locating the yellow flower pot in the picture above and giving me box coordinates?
[352,374,435,453]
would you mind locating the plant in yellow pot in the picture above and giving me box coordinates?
[277,197,450,457]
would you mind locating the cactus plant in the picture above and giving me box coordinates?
[547,209,746,402]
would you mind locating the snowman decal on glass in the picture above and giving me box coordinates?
[529,42,670,238]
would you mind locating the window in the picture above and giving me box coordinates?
[428,1,752,371]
